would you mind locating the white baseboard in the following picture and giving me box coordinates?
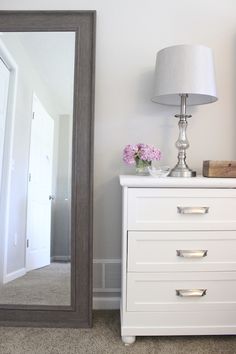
[4,267,26,284]
[93,296,120,310]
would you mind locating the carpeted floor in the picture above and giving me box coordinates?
[0,263,70,306]
[1,311,236,354]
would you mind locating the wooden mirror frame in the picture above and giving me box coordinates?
[0,11,95,327]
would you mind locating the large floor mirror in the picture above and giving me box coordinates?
[0,11,95,327]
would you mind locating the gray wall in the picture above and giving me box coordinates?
[51,114,72,260]
[1,0,236,305]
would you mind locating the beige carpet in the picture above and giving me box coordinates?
[0,263,70,306]
[1,311,236,354]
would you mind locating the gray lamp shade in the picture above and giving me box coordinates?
[152,44,218,106]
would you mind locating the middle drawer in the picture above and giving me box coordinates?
[128,231,236,272]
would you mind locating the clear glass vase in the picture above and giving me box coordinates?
[135,159,151,175]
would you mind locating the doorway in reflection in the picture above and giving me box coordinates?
[0,32,75,305]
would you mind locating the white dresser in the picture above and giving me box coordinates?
[119,175,236,344]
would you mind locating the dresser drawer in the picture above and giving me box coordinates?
[127,272,236,312]
[127,188,236,231]
[122,310,236,335]
[128,230,236,272]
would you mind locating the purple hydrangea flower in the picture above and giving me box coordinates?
[123,144,139,165]
[123,143,161,165]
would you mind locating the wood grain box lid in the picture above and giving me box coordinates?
[203,160,236,178]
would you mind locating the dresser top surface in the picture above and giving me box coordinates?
[119,175,236,188]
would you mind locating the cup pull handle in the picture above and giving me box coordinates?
[176,289,207,297]
[177,207,209,215]
[176,250,208,258]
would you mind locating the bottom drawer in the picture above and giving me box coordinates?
[121,310,236,336]
[127,272,236,312]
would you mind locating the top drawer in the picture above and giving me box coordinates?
[127,188,236,231]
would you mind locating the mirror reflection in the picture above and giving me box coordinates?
[0,32,75,305]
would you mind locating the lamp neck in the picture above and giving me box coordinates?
[174,94,191,120]
[180,94,187,116]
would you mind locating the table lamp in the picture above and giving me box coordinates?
[151,44,217,177]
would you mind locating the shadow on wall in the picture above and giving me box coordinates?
[232,37,236,155]
[94,176,122,259]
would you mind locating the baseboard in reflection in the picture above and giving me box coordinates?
[51,256,71,262]
[4,268,26,284]
[93,296,120,310]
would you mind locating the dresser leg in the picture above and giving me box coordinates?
[122,336,136,345]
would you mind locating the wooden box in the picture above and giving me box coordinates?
[203,160,236,178]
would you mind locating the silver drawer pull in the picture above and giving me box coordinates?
[176,250,208,258]
[177,206,209,215]
[176,289,207,297]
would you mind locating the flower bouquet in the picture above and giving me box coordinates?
[123,143,161,175]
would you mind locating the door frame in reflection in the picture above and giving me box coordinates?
[0,38,18,285]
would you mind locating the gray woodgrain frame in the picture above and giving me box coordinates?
[0,11,95,327]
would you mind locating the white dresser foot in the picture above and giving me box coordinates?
[122,336,136,345]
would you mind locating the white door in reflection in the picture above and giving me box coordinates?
[26,95,54,271]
